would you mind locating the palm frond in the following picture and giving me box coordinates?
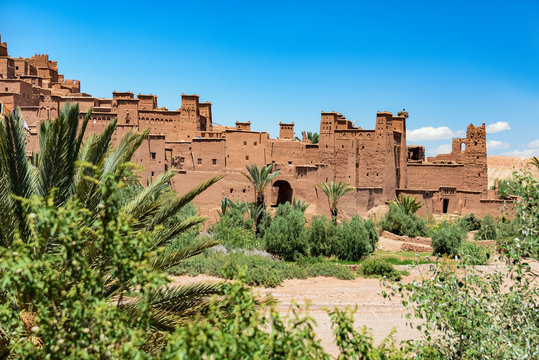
[37,103,84,204]
[0,110,36,237]
[151,174,224,228]
[119,282,222,332]
[123,169,178,227]
[150,236,220,271]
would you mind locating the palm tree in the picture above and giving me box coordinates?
[529,156,539,170]
[0,104,224,350]
[242,163,280,233]
[292,198,309,213]
[391,195,423,215]
[307,132,319,144]
[317,181,353,224]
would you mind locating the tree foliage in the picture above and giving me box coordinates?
[0,105,224,355]
[242,163,281,233]
[391,195,423,215]
[317,181,353,223]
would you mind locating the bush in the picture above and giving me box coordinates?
[458,241,491,265]
[475,215,498,240]
[431,222,465,256]
[457,213,481,232]
[359,257,403,281]
[494,177,519,199]
[264,205,309,261]
[171,253,355,287]
[305,215,336,257]
[332,216,377,261]
[379,204,428,237]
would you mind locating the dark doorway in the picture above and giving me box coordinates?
[442,198,449,214]
[272,180,293,206]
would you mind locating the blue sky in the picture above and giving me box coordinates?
[2,0,539,156]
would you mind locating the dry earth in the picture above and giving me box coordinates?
[170,234,539,356]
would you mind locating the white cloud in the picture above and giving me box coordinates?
[487,140,510,150]
[528,139,539,148]
[407,126,454,141]
[429,143,452,156]
[501,148,539,157]
[486,121,511,134]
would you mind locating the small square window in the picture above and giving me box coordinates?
[243,141,247,145]
[230,188,233,193]
[245,155,249,161]
[197,158,202,165]
[288,161,292,165]
[254,142,257,146]
[212,159,217,165]
[150,152,156,160]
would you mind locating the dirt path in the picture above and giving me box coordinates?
[255,269,425,354]
[170,268,427,355]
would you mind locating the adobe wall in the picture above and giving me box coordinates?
[0,34,508,222]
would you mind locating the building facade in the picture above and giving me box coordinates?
[0,35,507,220]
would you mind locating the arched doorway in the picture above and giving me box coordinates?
[272,180,293,206]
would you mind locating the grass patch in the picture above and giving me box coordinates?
[331,251,433,266]
[358,257,410,281]
[170,252,356,287]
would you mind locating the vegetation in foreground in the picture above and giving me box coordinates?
[0,104,537,358]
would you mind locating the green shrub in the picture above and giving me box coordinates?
[474,215,498,240]
[332,216,377,261]
[458,241,491,265]
[495,177,519,199]
[457,213,481,232]
[306,215,336,257]
[264,205,309,261]
[171,253,355,287]
[359,257,403,281]
[379,204,428,237]
[431,222,465,256]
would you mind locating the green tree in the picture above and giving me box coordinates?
[242,163,281,233]
[391,195,422,215]
[317,181,353,223]
[307,131,319,144]
[0,104,224,353]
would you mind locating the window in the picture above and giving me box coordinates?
[230,188,233,193]
[288,161,292,165]
[151,171,155,177]
[164,164,168,171]
[197,158,202,165]
[15,66,19,70]
[254,141,257,146]
[243,141,247,145]
[242,189,246,193]
[212,159,217,165]
[150,152,156,160]
[245,155,249,161]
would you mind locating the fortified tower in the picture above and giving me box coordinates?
[279,122,294,139]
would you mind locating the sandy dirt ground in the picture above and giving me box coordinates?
[170,235,539,357]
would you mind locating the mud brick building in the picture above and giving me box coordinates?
[0,35,507,220]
